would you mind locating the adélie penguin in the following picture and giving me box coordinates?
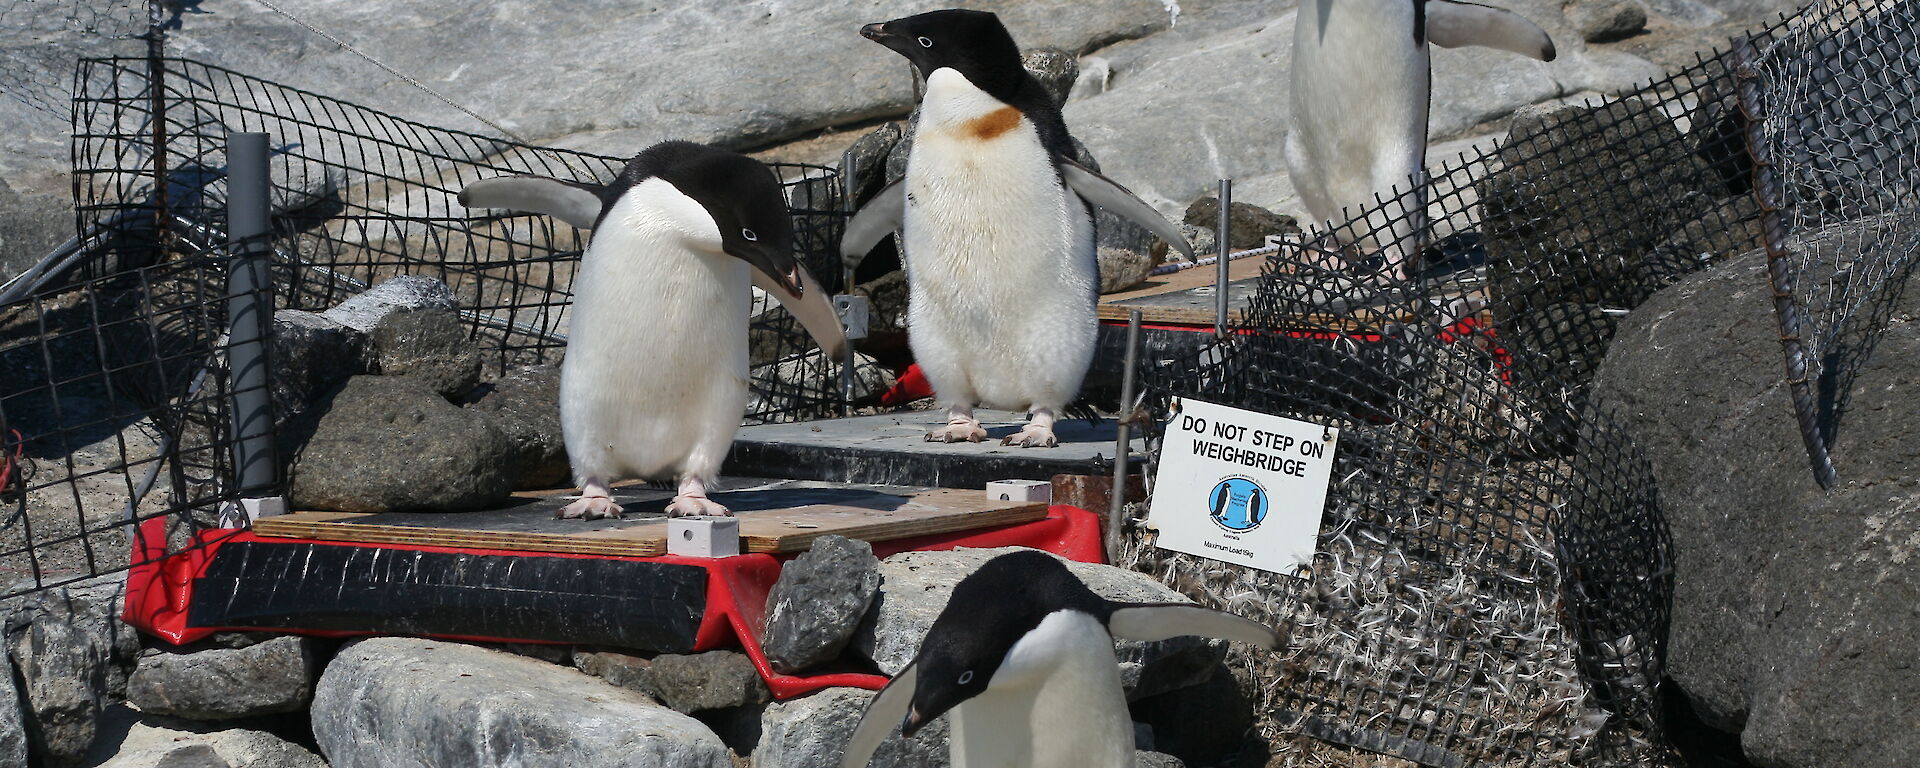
[459,141,847,519]
[840,549,1279,768]
[844,9,1195,448]
[1286,0,1555,279]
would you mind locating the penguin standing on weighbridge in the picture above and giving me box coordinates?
[1287,0,1555,279]
[843,9,1195,448]
[460,141,847,520]
[840,549,1279,768]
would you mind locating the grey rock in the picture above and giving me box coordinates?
[288,375,517,512]
[575,649,653,690]
[754,686,949,768]
[0,574,140,699]
[762,535,883,674]
[853,547,1227,701]
[464,364,570,489]
[7,610,106,766]
[1099,244,1155,294]
[1136,751,1187,768]
[370,308,482,400]
[1591,241,1920,768]
[158,1,1173,154]
[126,635,316,720]
[1152,224,1215,265]
[1571,0,1650,42]
[1182,197,1299,253]
[270,309,368,423]
[319,275,457,334]
[851,270,910,337]
[638,651,771,714]
[314,637,730,768]
[0,631,25,768]
[844,123,905,206]
[92,712,330,768]
[1021,48,1080,106]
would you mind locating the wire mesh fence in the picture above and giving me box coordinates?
[1739,0,1920,487]
[2,53,847,598]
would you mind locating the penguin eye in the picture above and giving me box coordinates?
[741,228,758,242]
[917,36,933,48]
[957,670,973,685]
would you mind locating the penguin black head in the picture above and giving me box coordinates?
[897,549,1108,736]
[617,141,808,296]
[860,10,1028,99]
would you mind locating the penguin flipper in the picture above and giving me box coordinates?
[1057,159,1198,263]
[754,263,850,360]
[1107,603,1279,649]
[841,662,918,768]
[842,179,906,269]
[457,175,606,230]
[1425,0,1557,61]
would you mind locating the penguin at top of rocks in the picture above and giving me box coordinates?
[1286,0,1555,279]
[840,550,1277,768]
[844,9,1195,448]
[460,141,846,519]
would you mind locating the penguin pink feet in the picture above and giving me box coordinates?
[1000,407,1060,448]
[925,405,987,443]
[665,477,732,518]
[559,480,625,520]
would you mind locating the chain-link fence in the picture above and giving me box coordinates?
[1739,0,1919,488]
[1,51,846,599]
[1107,5,1912,766]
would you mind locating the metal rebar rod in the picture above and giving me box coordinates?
[1107,309,1143,562]
[839,148,859,418]
[1215,178,1232,337]
[225,132,277,497]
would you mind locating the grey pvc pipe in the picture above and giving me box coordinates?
[225,132,276,496]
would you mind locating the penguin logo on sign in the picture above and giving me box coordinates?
[1207,477,1267,532]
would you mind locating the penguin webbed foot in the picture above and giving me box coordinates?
[558,495,625,520]
[665,494,733,517]
[1000,424,1058,448]
[925,422,988,443]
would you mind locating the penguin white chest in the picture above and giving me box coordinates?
[950,611,1132,768]
[902,67,1097,410]
[559,179,751,483]
[1287,0,1430,224]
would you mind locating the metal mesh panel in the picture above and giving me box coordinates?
[1740,0,1920,487]
[2,54,845,597]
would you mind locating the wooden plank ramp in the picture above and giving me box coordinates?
[252,483,1047,558]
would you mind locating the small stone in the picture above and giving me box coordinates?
[1099,245,1154,294]
[575,649,653,691]
[320,275,457,334]
[464,364,570,489]
[640,651,771,714]
[288,375,517,512]
[269,309,368,423]
[6,610,106,767]
[314,638,729,768]
[1181,198,1299,253]
[843,123,904,205]
[754,687,949,768]
[126,635,316,720]
[1021,48,1079,106]
[1136,751,1187,768]
[1571,0,1649,43]
[370,308,482,400]
[0,634,27,767]
[762,535,883,674]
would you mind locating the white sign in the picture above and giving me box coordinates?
[1147,398,1338,574]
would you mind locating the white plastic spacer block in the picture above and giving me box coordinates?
[217,496,288,528]
[986,479,1051,504]
[667,516,742,558]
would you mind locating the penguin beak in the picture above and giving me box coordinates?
[899,706,926,738]
[728,243,806,297]
[859,22,891,42]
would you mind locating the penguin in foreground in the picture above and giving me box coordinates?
[844,10,1195,448]
[841,550,1278,768]
[1287,0,1555,278]
[460,141,847,519]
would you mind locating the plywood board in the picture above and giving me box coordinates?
[252,483,1047,557]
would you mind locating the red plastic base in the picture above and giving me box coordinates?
[123,505,1105,698]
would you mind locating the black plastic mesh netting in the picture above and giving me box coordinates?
[1739,0,1920,488]
[0,54,846,597]
[1107,9,1858,768]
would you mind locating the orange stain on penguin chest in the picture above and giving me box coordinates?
[965,106,1023,141]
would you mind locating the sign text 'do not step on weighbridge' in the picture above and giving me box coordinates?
[1148,398,1339,574]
